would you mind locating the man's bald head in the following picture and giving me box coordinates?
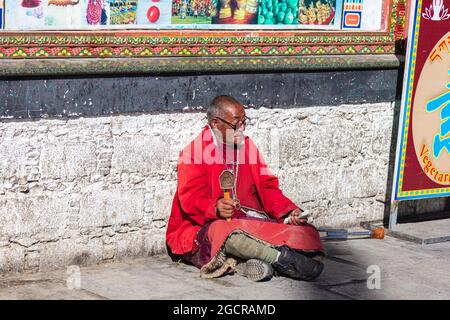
[207,95,244,124]
[207,95,247,145]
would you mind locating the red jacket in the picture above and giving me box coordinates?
[166,125,299,255]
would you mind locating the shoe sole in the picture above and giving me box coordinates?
[235,259,273,282]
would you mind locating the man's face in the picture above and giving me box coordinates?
[211,102,247,146]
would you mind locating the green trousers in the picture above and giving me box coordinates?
[224,233,279,264]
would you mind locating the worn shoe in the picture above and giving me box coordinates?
[272,246,324,281]
[234,259,274,282]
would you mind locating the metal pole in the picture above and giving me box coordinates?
[389,200,399,230]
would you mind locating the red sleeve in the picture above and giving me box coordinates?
[257,149,300,222]
[177,150,219,225]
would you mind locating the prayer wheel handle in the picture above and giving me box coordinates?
[224,190,232,222]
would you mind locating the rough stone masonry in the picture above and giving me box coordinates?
[0,103,395,273]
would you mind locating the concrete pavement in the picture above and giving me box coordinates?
[1,232,450,300]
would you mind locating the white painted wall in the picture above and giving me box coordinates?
[0,102,396,273]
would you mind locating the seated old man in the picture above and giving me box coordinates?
[166,95,324,281]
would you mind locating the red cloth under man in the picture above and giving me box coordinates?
[166,96,325,281]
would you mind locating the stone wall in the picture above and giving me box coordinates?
[0,102,395,273]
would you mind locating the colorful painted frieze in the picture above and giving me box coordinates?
[171,0,214,25]
[137,0,171,25]
[342,0,383,30]
[109,0,137,24]
[297,0,343,29]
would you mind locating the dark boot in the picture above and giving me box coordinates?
[272,246,324,281]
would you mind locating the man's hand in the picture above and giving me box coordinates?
[216,198,235,220]
[288,208,308,225]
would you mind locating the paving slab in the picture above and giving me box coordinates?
[387,218,450,244]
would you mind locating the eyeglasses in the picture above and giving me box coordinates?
[215,116,251,131]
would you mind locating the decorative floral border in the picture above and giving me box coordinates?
[0,54,401,76]
[0,0,406,59]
